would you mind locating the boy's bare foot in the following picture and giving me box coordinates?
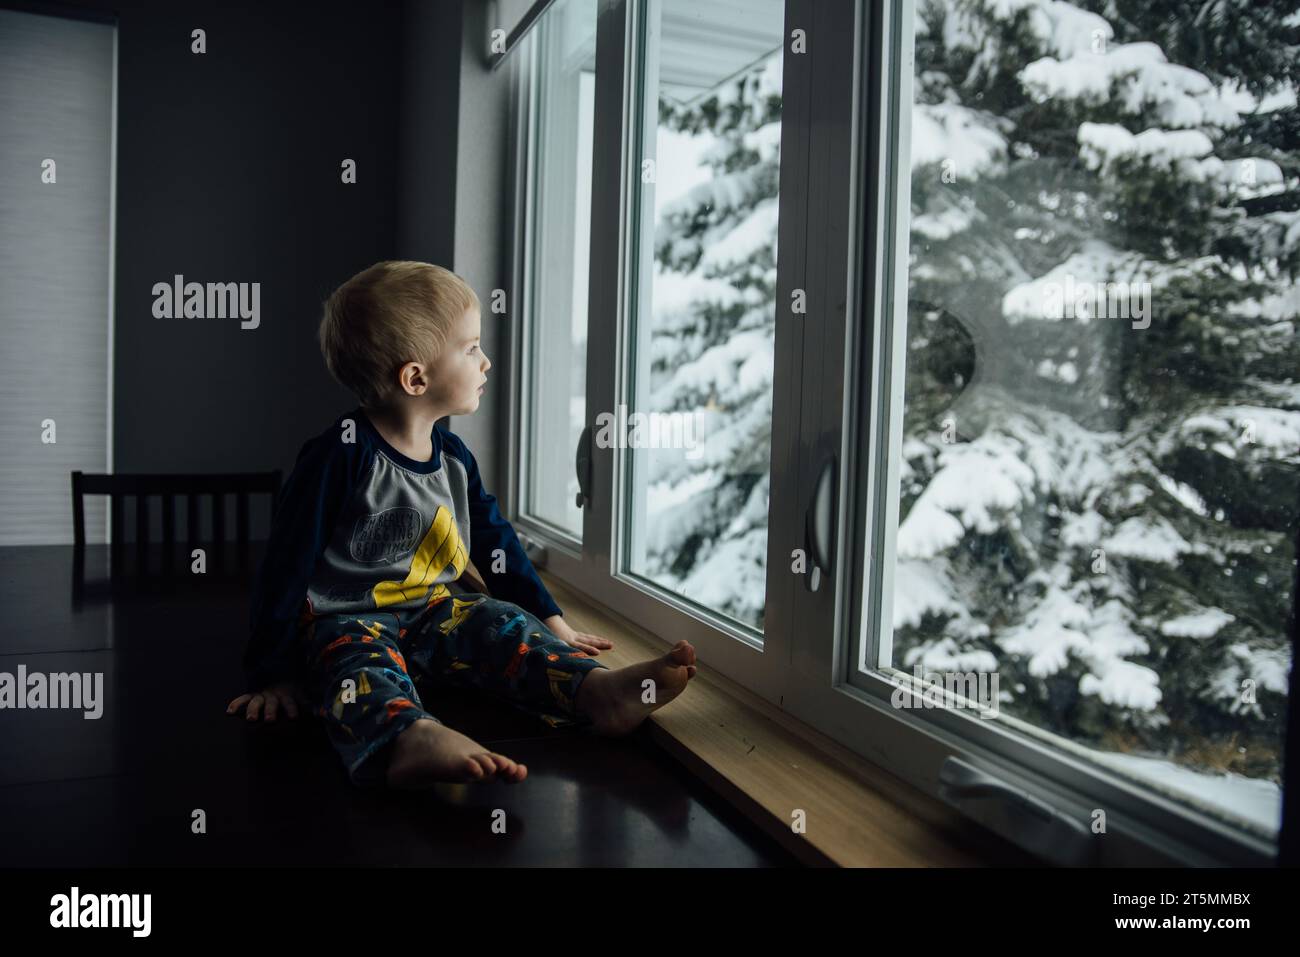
[574,640,698,736]
[385,718,528,789]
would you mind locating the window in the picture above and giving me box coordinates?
[515,0,598,542]
[620,0,786,635]
[0,8,116,545]
[511,0,804,699]
[508,0,1295,864]
[843,0,1295,861]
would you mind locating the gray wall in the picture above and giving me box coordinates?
[397,0,461,270]
[450,0,515,489]
[2,0,472,542]
[107,0,407,478]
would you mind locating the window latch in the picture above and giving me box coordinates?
[804,453,836,592]
[574,424,593,509]
[938,757,1097,865]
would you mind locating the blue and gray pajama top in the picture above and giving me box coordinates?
[242,407,562,689]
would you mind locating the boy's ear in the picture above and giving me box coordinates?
[399,360,428,387]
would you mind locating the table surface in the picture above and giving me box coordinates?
[0,544,797,867]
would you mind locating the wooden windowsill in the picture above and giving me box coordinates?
[537,571,1041,867]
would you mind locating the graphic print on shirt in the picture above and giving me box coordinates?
[302,448,476,618]
[349,506,424,563]
[370,504,469,608]
[246,416,567,691]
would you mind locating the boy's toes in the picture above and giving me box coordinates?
[493,754,526,782]
[473,754,502,777]
[668,642,696,667]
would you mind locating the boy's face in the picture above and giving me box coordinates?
[426,306,490,417]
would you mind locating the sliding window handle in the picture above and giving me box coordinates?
[804,455,836,592]
[574,424,593,509]
[938,757,1096,865]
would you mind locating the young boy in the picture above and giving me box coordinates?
[227,261,697,789]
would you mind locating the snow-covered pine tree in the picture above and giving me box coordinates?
[637,50,783,629]
[898,0,1299,800]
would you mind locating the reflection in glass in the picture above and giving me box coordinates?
[882,0,1298,836]
[622,0,785,634]
[524,0,597,539]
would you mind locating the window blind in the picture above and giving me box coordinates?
[0,8,116,544]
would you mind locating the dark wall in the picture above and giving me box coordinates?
[449,0,511,485]
[110,0,407,475]
[4,0,464,540]
[398,0,461,267]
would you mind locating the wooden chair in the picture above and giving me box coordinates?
[71,470,282,594]
[70,468,490,597]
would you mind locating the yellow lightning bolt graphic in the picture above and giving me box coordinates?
[372,505,468,608]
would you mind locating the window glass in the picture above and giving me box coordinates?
[524,0,598,539]
[876,0,1298,835]
[621,0,786,633]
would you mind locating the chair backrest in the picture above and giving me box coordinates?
[71,471,282,566]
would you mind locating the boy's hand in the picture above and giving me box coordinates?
[227,679,308,722]
[544,615,613,656]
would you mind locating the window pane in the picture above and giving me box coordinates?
[619,0,785,633]
[875,0,1298,836]
[524,0,597,538]
[0,9,114,545]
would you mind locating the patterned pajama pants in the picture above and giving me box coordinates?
[298,594,609,787]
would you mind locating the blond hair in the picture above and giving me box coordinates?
[319,260,481,410]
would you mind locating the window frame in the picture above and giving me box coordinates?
[505,0,1279,866]
[776,0,1277,866]
[508,0,809,703]
[505,6,591,552]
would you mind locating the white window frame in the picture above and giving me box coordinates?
[505,0,1279,866]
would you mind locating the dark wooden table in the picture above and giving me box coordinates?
[0,544,797,867]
